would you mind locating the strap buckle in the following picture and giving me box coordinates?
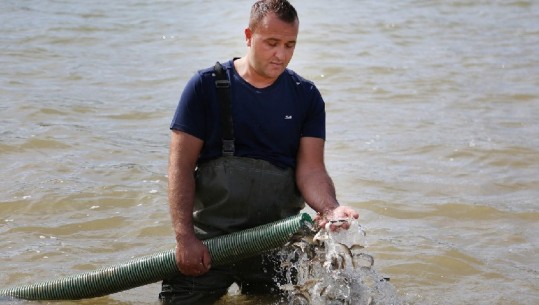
[215,80,230,88]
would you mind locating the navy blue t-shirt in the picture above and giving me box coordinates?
[170,59,326,169]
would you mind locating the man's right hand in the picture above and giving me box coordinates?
[175,234,212,276]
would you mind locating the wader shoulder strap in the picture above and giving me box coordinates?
[214,61,235,156]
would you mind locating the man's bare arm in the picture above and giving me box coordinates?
[168,130,211,275]
[296,137,359,229]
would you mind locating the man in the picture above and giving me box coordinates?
[160,0,359,304]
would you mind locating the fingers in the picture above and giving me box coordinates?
[175,243,212,276]
[316,206,359,231]
[327,219,349,231]
[178,259,210,276]
[333,206,359,220]
[335,207,360,220]
[202,249,212,271]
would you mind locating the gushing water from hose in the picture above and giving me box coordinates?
[1,213,312,300]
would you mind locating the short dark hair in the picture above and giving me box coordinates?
[249,0,299,31]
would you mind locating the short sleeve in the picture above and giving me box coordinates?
[170,72,206,140]
[300,83,326,140]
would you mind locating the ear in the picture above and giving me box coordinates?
[244,28,253,47]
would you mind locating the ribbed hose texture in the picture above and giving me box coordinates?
[0,213,312,300]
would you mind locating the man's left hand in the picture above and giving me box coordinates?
[314,206,359,231]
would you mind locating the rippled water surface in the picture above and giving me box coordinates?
[1,1,538,304]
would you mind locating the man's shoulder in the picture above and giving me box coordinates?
[195,60,234,79]
[196,65,217,78]
[284,68,317,91]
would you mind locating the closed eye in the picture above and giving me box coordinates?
[266,39,278,47]
[285,42,296,49]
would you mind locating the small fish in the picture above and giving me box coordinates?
[289,292,310,305]
[352,252,374,269]
[329,219,348,225]
[327,242,354,270]
[350,244,365,252]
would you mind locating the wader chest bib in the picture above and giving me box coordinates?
[192,62,304,239]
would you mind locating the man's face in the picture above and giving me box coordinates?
[246,12,299,82]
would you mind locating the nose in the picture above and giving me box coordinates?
[274,44,292,62]
[274,45,285,61]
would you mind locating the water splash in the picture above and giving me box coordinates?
[278,219,405,305]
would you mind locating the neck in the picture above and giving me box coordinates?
[233,57,278,89]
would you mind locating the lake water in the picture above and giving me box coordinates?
[1,0,538,304]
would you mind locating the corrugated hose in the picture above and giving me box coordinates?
[0,213,312,300]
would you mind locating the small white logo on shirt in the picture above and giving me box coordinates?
[285,115,293,120]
